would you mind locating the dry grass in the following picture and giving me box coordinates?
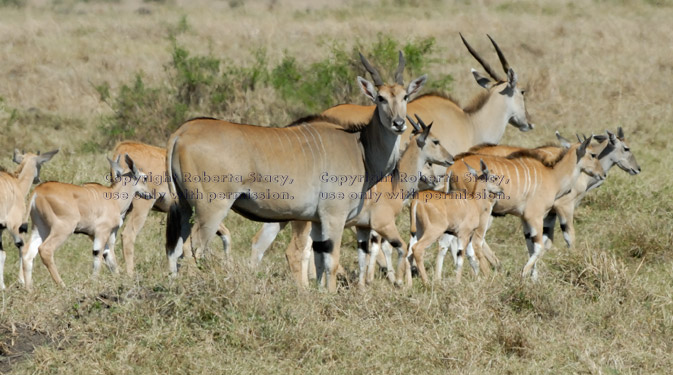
[2,0,673,373]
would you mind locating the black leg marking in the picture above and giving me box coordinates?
[543,225,554,240]
[560,222,568,233]
[103,252,109,259]
[410,232,416,238]
[93,250,100,257]
[15,240,24,249]
[19,223,28,233]
[389,239,402,248]
[312,239,334,254]
[357,240,369,254]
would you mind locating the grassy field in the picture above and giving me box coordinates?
[1,0,673,373]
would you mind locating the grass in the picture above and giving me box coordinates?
[1,0,673,373]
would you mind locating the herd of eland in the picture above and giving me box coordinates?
[0,34,640,292]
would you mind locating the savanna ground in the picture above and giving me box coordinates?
[1,0,672,373]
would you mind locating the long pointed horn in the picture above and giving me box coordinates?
[460,32,501,81]
[394,50,405,85]
[359,52,384,86]
[414,114,428,131]
[487,34,511,74]
[406,115,422,133]
[617,126,625,139]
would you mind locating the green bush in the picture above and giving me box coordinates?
[96,33,452,145]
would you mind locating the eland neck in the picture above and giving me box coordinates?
[466,92,510,145]
[360,107,401,191]
[396,140,426,196]
[110,178,141,217]
[550,146,582,199]
[15,159,38,197]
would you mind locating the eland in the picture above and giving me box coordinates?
[165,52,427,292]
[0,149,58,289]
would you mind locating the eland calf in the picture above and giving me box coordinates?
[409,160,502,284]
[0,149,58,289]
[545,128,640,248]
[451,136,605,279]
[22,155,151,289]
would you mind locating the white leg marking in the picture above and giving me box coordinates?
[251,222,281,266]
[92,238,103,275]
[466,241,479,275]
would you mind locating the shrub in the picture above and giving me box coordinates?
[96,33,452,145]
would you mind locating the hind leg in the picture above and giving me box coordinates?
[23,218,50,290]
[311,213,347,293]
[356,227,371,287]
[250,222,286,267]
[543,210,557,250]
[373,223,410,287]
[286,221,312,286]
[120,198,153,276]
[412,226,444,285]
[521,216,544,280]
[435,233,452,281]
[216,223,232,261]
[473,213,498,273]
[38,225,74,287]
[166,202,194,276]
[190,202,233,271]
[103,226,121,274]
[453,231,473,283]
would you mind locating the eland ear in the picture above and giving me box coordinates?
[13,149,23,164]
[506,68,518,88]
[444,170,453,194]
[108,156,123,180]
[480,159,490,177]
[357,76,378,103]
[124,154,140,177]
[471,69,492,89]
[617,127,625,140]
[577,135,592,159]
[37,149,59,165]
[463,160,478,177]
[406,74,427,98]
[555,131,572,149]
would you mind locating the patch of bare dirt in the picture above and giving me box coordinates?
[0,324,52,374]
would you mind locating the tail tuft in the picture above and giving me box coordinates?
[166,202,182,257]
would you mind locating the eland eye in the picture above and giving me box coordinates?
[404,94,409,101]
[624,146,630,152]
[377,95,387,103]
[590,153,597,158]
[432,140,440,145]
